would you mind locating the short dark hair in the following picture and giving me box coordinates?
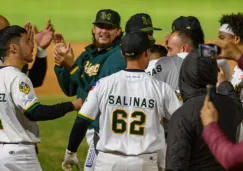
[0,25,26,58]
[173,28,203,49]
[150,44,167,57]
[219,12,243,42]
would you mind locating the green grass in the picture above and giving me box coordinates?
[37,95,88,171]
[1,0,243,41]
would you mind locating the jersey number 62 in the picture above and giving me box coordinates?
[112,109,146,136]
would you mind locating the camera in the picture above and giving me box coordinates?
[198,44,221,57]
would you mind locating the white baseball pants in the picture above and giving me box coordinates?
[84,129,97,171]
[94,151,158,171]
[0,143,42,171]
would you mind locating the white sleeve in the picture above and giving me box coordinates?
[11,74,39,113]
[160,83,182,120]
[217,59,231,81]
[78,80,101,122]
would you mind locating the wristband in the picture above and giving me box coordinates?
[37,46,47,58]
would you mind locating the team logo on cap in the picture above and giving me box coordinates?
[101,12,112,20]
[19,82,30,94]
[142,16,152,25]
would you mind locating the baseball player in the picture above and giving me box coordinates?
[145,29,192,93]
[170,16,231,81]
[0,15,54,88]
[218,13,243,105]
[125,13,161,44]
[53,9,126,171]
[0,26,83,171]
[217,13,243,141]
[61,32,181,171]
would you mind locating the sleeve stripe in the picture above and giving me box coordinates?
[78,112,95,121]
[24,101,40,112]
[55,62,61,66]
[70,66,79,75]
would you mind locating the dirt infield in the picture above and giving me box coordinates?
[33,42,237,96]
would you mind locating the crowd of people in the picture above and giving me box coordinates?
[0,9,243,171]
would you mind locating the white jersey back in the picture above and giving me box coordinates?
[79,70,181,155]
[0,66,40,143]
[145,53,187,90]
[231,65,243,106]
[145,53,231,90]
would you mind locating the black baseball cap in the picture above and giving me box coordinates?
[125,13,162,33]
[172,16,202,31]
[92,9,121,27]
[121,32,153,57]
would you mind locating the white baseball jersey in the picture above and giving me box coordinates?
[145,53,231,90]
[0,66,40,143]
[145,53,187,90]
[78,70,181,155]
[231,65,243,106]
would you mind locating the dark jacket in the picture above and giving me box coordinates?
[54,43,126,100]
[165,51,243,171]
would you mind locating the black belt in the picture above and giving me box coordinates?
[0,142,39,154]
[93,131,100,155]
[0,142,35,145]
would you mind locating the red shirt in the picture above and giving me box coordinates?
[202,122,243,170]
[238,55,243,70]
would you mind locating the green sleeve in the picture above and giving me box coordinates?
[54,65,78,97]
[69,64,84,87]
[100,52,126,78]
[68,56,90,99]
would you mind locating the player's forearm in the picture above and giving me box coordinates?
[28,57,47,88]
[67,116,90,152]
[25,102,74,121]
[54,66,78,96]
[202,122,243,170]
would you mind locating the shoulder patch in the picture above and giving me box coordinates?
[90,80,100,91]
[19,82,30,94]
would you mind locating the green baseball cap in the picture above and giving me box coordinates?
[92,9,121,27]
[125,13,162,33]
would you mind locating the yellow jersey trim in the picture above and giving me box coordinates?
[25,101,40,112]
[70,66,79,75]
[78,112,95,121]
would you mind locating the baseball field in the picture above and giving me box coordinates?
[1,0,242,170]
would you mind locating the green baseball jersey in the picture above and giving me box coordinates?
[54,43,126,129]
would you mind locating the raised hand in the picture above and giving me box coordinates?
[216,66,226,87]
[24,22,34,46]
[53,33,65,45]
[213,39,242,61]
[34,20,54,49]
[54,42,75,68]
